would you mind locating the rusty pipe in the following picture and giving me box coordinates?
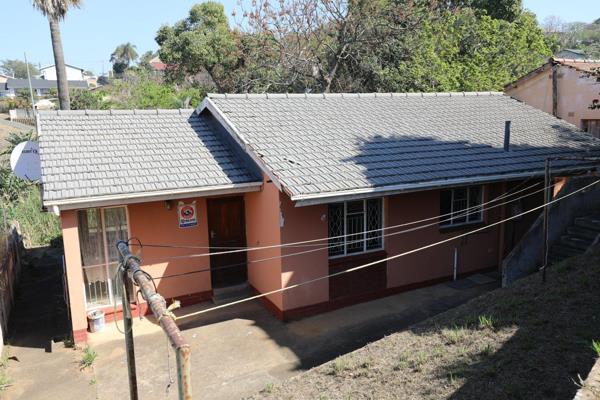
[117,241,192,400]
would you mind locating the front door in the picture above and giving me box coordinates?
[207,196,248,288]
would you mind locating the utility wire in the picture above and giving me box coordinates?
[141,180,550,270]
[136,180,543,259]
[173,178,600,321]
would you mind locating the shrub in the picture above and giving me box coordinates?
[80,346,97,369]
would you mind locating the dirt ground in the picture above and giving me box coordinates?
[0,118,32,152]
[251,250,600,400]
[2,265,498,400]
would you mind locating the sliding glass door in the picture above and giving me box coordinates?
[77,207,129,308]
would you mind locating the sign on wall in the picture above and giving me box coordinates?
[178,201,198,228]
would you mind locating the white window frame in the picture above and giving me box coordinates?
[328,198,385,259]
[440,186,485,228]
[80,206,130,310]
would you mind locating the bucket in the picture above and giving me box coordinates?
[87,310,105,333]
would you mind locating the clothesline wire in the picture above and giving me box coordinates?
[172,178,600,321]
[147,180,551,279]
[133,179,543,258]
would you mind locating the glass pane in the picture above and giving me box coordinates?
[83,265,111,307]
[328,204,344,257]
[104,208,129,262]
[440,190,452,225]
[109,262,127,303]
[366,199,383,250]
[78,209,105,267]
[452,188,468,224]
[468,186,483,222]
[346,200,364,215]
[346,211,365,254]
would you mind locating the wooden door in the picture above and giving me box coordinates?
[207,197,248,288]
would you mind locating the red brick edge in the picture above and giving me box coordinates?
[74,289,213,343]
[251,266,496,322]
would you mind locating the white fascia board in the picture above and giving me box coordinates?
[198,98,283,191]
[291,167,592,207]
[45,182,262,211]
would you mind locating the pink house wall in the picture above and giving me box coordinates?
[244,178,284,309]
[506,64,600,129]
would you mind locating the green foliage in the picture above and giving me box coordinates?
[478,315,495,330]
[0,59,40,79]
[156,1,238,89]
[80,346,97,369]
[592,340,600,357]
[69,89,105,110]
[110,42,139,73]
[0,130,61,247]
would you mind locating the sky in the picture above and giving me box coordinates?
[2,0,599,76]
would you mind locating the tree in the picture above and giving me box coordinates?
[32,0,81,110]
[110,43,139,75]
[156,1,238,90]
[138,51,156,73]
[0,59,40,79]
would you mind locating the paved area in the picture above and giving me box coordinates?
[4,271,498,400]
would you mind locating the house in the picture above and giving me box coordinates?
[37,93,600,343]
[555,49,589,60]
[0,74,10,98]
[40,64,85,81]
[5,78,88,97]
[505,58,600,137]
[148,56,167,72]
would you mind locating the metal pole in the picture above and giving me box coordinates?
[117,241,192,400]
[453,247,458,281]
[24,53,36,122]
[542,158,551,283]
[122,267,139,400]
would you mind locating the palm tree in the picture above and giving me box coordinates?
[110,43,139,68]
[32,0,82,110]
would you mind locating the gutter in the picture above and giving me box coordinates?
[45,182,262,214]
[198,98,284,191]
[291,167,595,207]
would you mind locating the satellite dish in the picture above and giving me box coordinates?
[10,141,41,181]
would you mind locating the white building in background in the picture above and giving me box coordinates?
[40,64,85,81]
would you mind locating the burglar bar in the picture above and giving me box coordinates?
[117,240,192,400]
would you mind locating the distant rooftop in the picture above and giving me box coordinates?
[6,78,88,90]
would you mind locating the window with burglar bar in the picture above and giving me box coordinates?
[439,186,484,227]
[328,198,383,257]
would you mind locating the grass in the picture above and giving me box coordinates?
[250,248,600,400]
[0,347,12,392]
[80,346,97,370]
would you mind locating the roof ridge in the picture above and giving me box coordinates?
[38,108,196,116]
[554,57,600,64]
[208,91,504,99]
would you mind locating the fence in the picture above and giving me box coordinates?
[0,225,23,353]
[8,109,35,127]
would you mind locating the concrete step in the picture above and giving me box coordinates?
[212,283,251,305]
[567,226,600,241]
[574,216,600,231]
[560,235,593,251]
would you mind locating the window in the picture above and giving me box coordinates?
[582,119,600,138]
[78,207,129,308]
[328,199,383,257]
[439,186,483,227]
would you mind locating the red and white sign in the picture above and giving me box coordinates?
[178,201,197,228]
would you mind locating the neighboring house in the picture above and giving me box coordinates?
[0,74,10,98]
[5,78,88,97]
[40,64,85,81]
[555,49,589,60]
[37,93,600,342]
[149,56,167,72]
[506,58,600,137]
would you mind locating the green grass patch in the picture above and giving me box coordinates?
[592,340,600,358]
[80,346,97,370]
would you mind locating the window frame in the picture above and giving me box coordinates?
[79,205,131,310]
[439,186,485,228]
[328,198,385,259]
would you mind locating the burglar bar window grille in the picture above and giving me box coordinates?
[328,198,383,257]
[439,186,484,227]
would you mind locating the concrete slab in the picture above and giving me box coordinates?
[6,273,498,400]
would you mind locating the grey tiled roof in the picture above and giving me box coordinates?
[38,109,261,204]
[207,92,600,201]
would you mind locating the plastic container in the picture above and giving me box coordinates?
[87,310,105,333]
